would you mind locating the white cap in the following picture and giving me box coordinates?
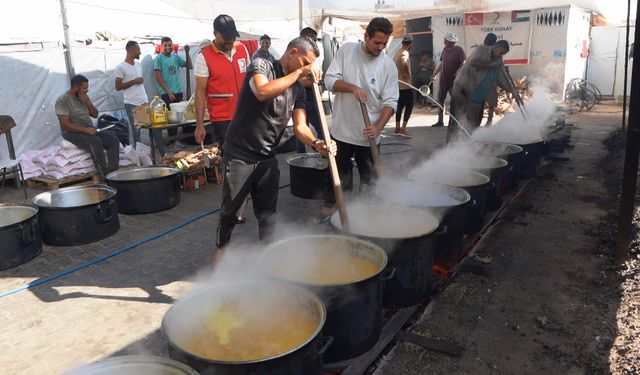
[444,32,458,43]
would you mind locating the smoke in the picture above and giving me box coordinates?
[473,85,559,144]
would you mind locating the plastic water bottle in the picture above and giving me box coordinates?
[149,96,168,127]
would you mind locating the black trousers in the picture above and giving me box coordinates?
[62,131,120,177]
[323,139,377,206]
[161,92,184,137]
[211,120,231,148]
[216,156,279,248]
[396,89,414,125]
[447,92,483,142]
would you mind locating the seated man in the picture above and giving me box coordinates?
[55,75,120,177]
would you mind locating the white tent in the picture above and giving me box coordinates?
[0,0,307,158]
[588,25,636,98]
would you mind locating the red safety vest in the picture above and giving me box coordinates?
[201,41,249,122]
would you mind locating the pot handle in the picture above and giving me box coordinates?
[435,225,448,236]
[174,173,184,191]
[380,266,396,282]
[94,201,113,223]
[318,336,334,356]
[16,218,38,244]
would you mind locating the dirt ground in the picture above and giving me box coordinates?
[375,103,640,374]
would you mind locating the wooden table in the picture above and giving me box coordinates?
[139,121,213,165]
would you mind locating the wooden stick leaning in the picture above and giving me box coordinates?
[312,83,350,231]
[359,102,383,179]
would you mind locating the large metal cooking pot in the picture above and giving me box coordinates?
[260,235,388,362]
[286,154,327,199]
[375,180,471,267]
[443,156,508,211]
[330,202,441,308]
[473,133,545,178]
[162,280,329,375]
[32,184,119,246]
[0,204,42,270]
[63,355,198,375]
[409,166,491,234]
[106,167,181,214]
[473,141,524,191]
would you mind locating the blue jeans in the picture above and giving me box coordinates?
[124,103,141,145]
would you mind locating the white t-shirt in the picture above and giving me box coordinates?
[115,60,148,105]
[324,42,399,147]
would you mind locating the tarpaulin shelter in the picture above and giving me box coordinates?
[0,0,308,158]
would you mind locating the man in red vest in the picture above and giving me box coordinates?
[194,15,250,147]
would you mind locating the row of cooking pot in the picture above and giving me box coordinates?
[160,226,436,375]
[62,141,553,374]
[155,140,553,374]
[0,167,182,271]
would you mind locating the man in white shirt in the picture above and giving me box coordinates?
[115,41,148,145]
[314,17,399,222]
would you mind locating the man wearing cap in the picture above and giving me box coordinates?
[194,14,250,148]
[251,34,275,63]
[449,40,511,141]
[394,34,414,138]
[431,32,466,127]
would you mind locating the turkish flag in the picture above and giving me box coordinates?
[465,13,484,26]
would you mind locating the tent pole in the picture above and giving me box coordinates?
[614,1,640,264]
[59,0,76,82]
[299,0,303,31]
[621,0,632,130]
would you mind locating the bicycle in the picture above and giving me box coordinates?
[565,78,601,111]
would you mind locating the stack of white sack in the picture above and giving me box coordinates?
[119,142,152,167]
[17,142,153,180]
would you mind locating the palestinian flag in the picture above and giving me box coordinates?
[512,10,530,23]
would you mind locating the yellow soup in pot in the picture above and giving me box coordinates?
[266,247,381,285]
[181,302,318,362]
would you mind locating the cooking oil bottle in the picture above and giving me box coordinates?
[149,96,168,127]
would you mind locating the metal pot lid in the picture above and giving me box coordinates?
[331,202,440,239]
[162,280,326,365]
[0,204,38,227]
[106,167,181,182]
[32,184,116,209]
[408,166,490,188]
[260,234,388,286]
[375,180,470,208]
[63,355,198,375]
[286,154,328,170]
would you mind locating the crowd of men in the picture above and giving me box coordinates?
[54,14,512,263]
